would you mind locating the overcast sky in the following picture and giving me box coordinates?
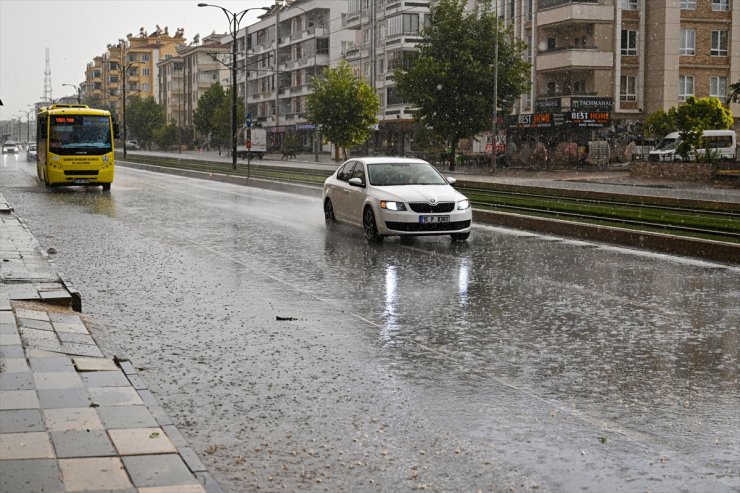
[0,0,273,121]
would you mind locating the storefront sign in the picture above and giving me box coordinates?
[535,98,561,113]
[571,97,613,112]
[568,111,611,127]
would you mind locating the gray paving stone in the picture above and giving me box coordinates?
[196,471,225,493]
[0,371,34,390]
[0,409,45,433]
[52,321,89,334]
[44,407,103,431]
[37,388,91,409]
[33,371,84,390]
[58,457,133,491]
[29,356,75,372]
[62,341,104,357]
[57,331,96,344]
[50,429,117,458]
[118,360,137,375]
[81,370,131,388]
[0,459,64,493]
[162,424,188,448]
[88,387,144,407]
[0,345,24,358]
[49,312,83,324]
[0,357,29,373]
[97,405,158,429]
[0,299,11,311]
[17,317,54,331]
[0,332,21,345]
[15,309,50,321]
[0,390,39,410]
[125,373,148,390]
[122,454,199,488]
[73,356,119,372]
[24,337,65,353]
[0,323,18,334]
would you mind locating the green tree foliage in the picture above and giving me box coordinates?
[211,88,245,152]
[126,97,165,149]
[193,82,226,146]
[307,60,380,160]
[393,0,530,170]
[644,97,733,161]
[155,121,180,150]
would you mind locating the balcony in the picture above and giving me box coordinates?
[537,48,613,71]
[537,1,613,27]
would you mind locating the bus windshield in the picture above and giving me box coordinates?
[49,115,112,155]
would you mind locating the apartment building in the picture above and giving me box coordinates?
[500,0,739,161]
[239,0,354,150]
[84,26,187,126]
[158,34,230,129]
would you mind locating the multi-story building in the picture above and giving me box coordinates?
[240,0,354,150]
[501,0,740,162]
[158,34,229,129]
[84,26,187,127]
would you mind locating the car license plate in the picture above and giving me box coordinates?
[72,179,89,184]
[419,215,450,224]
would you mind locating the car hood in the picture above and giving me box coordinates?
[371,184,465,203]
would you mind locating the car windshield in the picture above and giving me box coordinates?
[367,162,447,186]
[656,137,679,151]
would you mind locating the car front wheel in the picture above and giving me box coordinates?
[363,207,383,243]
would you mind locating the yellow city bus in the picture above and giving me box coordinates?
[36,104,118,191]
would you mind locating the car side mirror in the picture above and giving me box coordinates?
[446,177,457,185]
[348,177,365,187]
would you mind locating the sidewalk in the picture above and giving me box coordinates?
[0,198,221,493]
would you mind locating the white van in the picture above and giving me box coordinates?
[649,130,736,161]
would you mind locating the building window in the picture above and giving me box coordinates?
[679,75,694,101]
[680,0,696,9]
[712,0,730,11]
[621,30,637,56]
[109,75,119,83]
[142,68,150,76]
[711,31,729,56]
[680,29,695,55]
[620,75,636,102]
[142,83,150,92]
[92,70,101,78]
[387,14,419,37]
[710,76,728,102]
[621,0,638,9]
[142,54,150,62]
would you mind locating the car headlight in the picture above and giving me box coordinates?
[380,200,407,211]
[457,199,470,210]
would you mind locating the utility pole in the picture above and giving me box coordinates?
[491,2,499,173]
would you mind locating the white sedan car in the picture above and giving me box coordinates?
[322,157,472,242]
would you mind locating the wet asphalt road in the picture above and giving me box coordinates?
[2,155,739,492]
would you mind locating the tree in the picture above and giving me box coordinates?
[393,0,530,170]
[193,82,226,148]
[211,88,244,154]
[729,81,740,103]
[644,97,733,161]
[307,60,380,160]
[155,121,179,150]
[126,97,165,149]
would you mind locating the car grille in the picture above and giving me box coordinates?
[385,220,471,232]
[408,202,455,213]
[64,170,99,176]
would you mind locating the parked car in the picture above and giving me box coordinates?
[26,143,38,161]
[125,140,140,150]
[2,142,19,154]
[323,157,472,243]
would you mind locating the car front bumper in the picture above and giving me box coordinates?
[377,208,473,236]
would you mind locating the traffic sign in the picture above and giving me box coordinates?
[246,113,253,128]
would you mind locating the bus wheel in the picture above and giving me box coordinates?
[102,183,111,192]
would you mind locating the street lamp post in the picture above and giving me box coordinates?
[116,39,143,159]
[198,3,269,171]
[62,83,82,103]
[490,3,500,172]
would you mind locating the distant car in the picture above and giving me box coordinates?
[2,142,19,154]
[125,140,140,150]
[26,143,38,161]
[322,157,472,243]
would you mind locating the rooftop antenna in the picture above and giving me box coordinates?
[43,48,53,102]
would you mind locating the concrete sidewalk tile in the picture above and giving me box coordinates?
[0,312,15,324]
[59,457,133,491]
[37,388,91,409]
[73,356,118,372]
[109,427,177,455]
[27,348,68,358]
[20,326,59,341]
[39,290,71,302]
[0,357,30,373]
[125,372,148,390]
[97,406,158,429]
[0,390,40,410]
[88,387,144,407]
[0,459,64,493]
[139,484,207,493]
[33,371,84,390]
[57,331,96,345]
[0,371,34,390]
[81,370,130,388]
[0,409,45,433]
[24,338,65,353]
[44,407,103,431]
[118,360,137,375]
[50,429,117,458]
[0,323,18,334]
[0,431,54,459]
[18,318,54,331]
[62,342,104,358]
[0,333,21,345]
[0,345,24,358]
[0,299,11,311]
[49,312,83,324]
[29,355,76,372]
[122,454,199,488]
[52,321,89,334]
[15,309,50,321]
